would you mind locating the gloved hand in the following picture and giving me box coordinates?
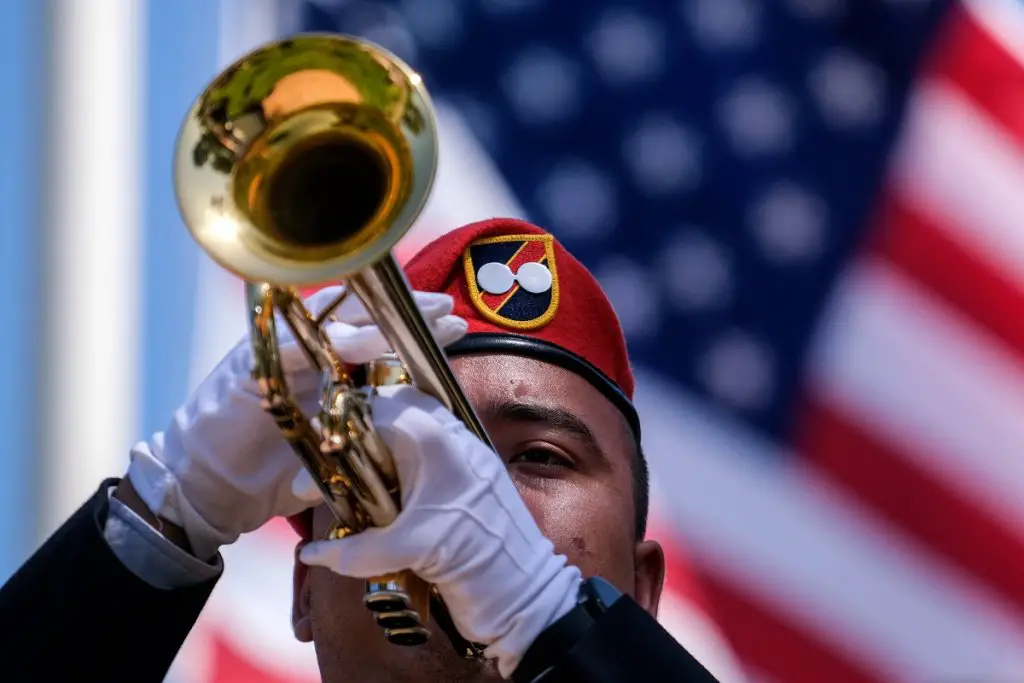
[125,286,468,562]
[295,384,583,679]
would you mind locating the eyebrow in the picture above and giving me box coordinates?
[488,399,610,465]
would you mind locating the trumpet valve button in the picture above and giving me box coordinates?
[384,625,431,647]
[375,609,423,631]
[364,589,411,613]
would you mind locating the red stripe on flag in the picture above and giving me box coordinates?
[655,530,750,682]
[207,632,319,683]
[927,5,1024,150]
[260,516,305,544]
[649,522,724,627]
[796,396,1024,617]
[658,529,709,607]
[698,571,882,683]
[870,195,1024,357]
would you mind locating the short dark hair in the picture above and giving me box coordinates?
[632,439,650,540]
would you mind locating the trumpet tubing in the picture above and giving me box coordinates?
[173,34,490,657]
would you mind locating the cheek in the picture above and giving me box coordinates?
[515,481,635,588]
[309,569,379,635]
[307,568,403,669]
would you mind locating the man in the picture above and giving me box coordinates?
[0,219,719,683]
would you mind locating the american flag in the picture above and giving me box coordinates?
[171,0,1024,681]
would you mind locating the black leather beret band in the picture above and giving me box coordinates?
[446,333,641,440]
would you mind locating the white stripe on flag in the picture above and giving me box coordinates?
[634,370,1024,683]
[399,101,530,256]
[39,0,143,539]
[808,259,1024,535]
[654,576,750,683]
[962,0,1024,68]
[890,81,1024,292]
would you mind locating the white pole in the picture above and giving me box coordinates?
[38,0,143,541]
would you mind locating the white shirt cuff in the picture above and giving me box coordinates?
[102,486,223,590]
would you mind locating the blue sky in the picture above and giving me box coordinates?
[0,0,223,581]
[0,0,43,581]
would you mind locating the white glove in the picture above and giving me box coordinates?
[295,384,582,679]
[126,286,468,561]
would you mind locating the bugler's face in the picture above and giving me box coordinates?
[292,353,665,683]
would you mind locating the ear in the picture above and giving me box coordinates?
[632,540,666,619]
[292,542,313,642]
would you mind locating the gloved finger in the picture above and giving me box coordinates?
[339,291,456,326]
[278,313,466,374]
[242,310,467,398]
[328,314,468,358]
[430,315,470,348]
[267,322,384,385]
[324,323,393,364]
[298,531,421,578]
[323,317,466,363]
[292,467,326,504]
[317,317,468,378]
[307,287,456,326]
[371,383,464,429]
[413,292,457,321]
[301,285,346,316]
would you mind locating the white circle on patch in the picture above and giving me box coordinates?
[477,262,515,295]
[516,262,553,294]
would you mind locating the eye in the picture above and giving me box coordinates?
[509,447,574,470]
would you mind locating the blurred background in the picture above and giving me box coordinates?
[2,0,1023,681]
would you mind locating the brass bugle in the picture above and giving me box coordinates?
[173,33,490,658]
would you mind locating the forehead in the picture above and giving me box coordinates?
[449,353,633,453]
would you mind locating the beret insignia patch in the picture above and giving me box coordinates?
[462,234,559,330]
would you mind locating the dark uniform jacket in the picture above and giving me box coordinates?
[0,480,720,682]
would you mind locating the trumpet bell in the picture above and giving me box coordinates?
[174,34,438,286]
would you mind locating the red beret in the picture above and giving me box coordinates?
[288,218,637,540]
[407,218,636,416]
